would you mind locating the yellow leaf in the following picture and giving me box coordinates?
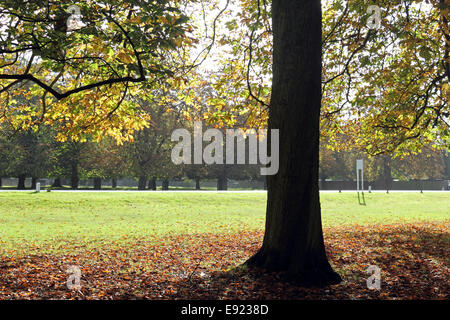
[117,52,133,64]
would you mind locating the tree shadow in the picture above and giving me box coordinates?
[357,192,366,205]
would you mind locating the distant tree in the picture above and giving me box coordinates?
[48,139,85,189]
[4,129,51,189]
[394,146,447,180]
[319,144,338,182]
[184,164,209,190]
[80,138,127,189]
[123,96,182,190]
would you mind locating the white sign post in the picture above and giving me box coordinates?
[356,159,364,192]
[36,182,40,193]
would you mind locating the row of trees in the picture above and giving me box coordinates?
[1,119,447,190]
[0,120,264,190]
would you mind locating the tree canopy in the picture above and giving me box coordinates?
[1,0,448,157]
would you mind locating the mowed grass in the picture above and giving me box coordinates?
[0,191,448,255]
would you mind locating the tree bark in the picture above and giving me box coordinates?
[148,177,157,190]
[0,177,2,188]
[52,177,63,188]
[93,177,102,190]
[138,176,147,190]
[245,0,341,287]
[17,174,26,190]
[162,179,169,190]
[111,178,117,189]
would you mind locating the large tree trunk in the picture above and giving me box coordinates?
[52,177,63,188]
[138,176,147,190]
[111,178,117,189]
[17,174,26,190]
[93,177,102,190]
[246,0,341,287]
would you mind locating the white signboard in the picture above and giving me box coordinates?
[356,159,363,170]
[356,159,364,191]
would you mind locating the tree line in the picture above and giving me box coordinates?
[1,117,447,190]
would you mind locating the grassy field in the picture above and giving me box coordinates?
[0,191,448,299]
[0,191,448,255]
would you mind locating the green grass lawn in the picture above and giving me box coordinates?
[0,191,448,255]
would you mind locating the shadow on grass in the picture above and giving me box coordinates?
[357,192,366,205]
